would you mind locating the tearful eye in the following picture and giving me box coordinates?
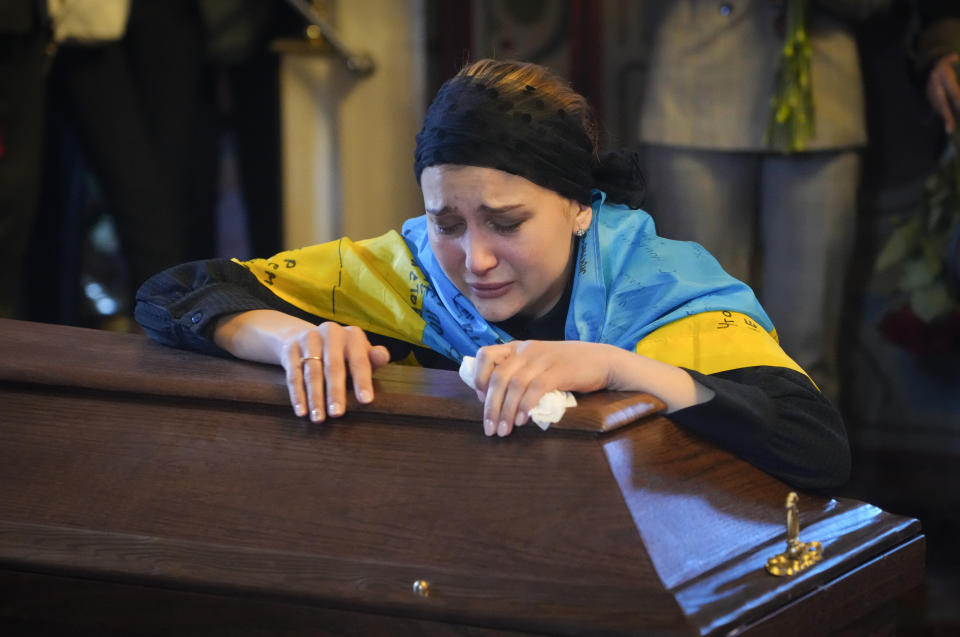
[491,220,523,234]
[432,220,463,235]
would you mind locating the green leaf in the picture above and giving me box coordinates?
[909,281,957,323]
[875,217,922,272]
[919,236,944,276]
[898,257,936,291]
[927,199,943,228]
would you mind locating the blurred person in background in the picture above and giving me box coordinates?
[24,0,215,326]
[638,0,891,406]
[6,0,293,328]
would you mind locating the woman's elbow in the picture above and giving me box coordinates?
[779,420,852,491]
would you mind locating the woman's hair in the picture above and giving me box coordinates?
[414,59,644,208]
[456,59,600,155]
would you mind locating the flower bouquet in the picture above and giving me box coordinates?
[874,123,960,354]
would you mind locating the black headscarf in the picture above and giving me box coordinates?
[414,74,645,208]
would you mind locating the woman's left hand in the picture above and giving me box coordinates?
[471,339,715,437]
[471,340,615,437]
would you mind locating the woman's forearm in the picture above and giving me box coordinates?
[605,345,715,413]
[213,310,316,365]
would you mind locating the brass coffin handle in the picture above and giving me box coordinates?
[765,492,822,576]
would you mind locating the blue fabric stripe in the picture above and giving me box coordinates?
[401,190,772,362]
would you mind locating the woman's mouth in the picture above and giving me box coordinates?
[469,281,513,299]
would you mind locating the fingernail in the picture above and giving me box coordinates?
[310,408,323,422]
[497,420,509,436]
[484,419,496,436]
[294,403,305,417]
[328,402,342,417]
[358,389,372,404]
[515,411,525,426]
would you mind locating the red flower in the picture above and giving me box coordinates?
[878,305,960,354]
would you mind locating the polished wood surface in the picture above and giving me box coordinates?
[0,318,665,432]
[0,319,924,635]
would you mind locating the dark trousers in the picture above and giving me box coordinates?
[0,28,49,317]
[26,0,220,323]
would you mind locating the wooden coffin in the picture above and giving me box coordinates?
[0,318,924,636]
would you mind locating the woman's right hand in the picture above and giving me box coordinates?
[281,322,391,422]
[213,311,391,422]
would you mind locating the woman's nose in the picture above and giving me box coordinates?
[464,231,497,274]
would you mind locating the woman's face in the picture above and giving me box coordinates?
[420,165,592,322]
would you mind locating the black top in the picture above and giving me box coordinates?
[914,0,960,74]
[135,258,851,491]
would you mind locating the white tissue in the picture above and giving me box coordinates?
[458,356,577,430]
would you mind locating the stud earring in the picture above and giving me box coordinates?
[575,227,586,238]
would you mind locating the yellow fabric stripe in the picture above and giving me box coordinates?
[232,230,429,347]
[634,311,810,380]
[393,351,422,366]
[236,242,806,382]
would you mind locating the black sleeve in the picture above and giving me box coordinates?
[134,258,425,363]
[912,0,960,77]
[666,366,851,491]
[812,0,891,23]
[916,0,960,23]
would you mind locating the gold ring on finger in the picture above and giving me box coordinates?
[300,355,323,367]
